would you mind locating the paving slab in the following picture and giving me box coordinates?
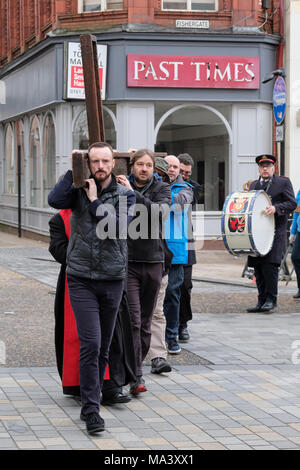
[1,230,300,452]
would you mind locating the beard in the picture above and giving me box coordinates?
[134,174,151,186]
[93,169,112,183]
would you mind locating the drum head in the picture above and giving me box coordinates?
[251,192,275,256]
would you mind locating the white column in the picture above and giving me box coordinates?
[285,0,300,191]
[232,103,272,191]
[116,102,155,152]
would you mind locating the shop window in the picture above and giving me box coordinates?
[155,104,229,211]
[4,124,15,194]
[73,106,116,150]
[43,113,56,208]
[162,0,217,11]
[29,116,41,207]
[16,120,25,196]
[79,0,123,12]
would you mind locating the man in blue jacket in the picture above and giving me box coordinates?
[290,189,300,299]
[48,142,135,434]
[163,155,193,354]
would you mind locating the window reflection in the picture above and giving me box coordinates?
[29,116,41,207]
[5,124,14,194]
[43,114,56,208]
[73,107,116,150]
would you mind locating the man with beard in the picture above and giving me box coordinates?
[117,149,171,394]
[48,142,135,434]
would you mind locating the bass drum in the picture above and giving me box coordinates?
[221,190,275,257]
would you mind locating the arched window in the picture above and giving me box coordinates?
[16,120,25,196]
[4,124,14,194]
[29,116,41,207]
[155,104,231,211]
[43,113,56,207]
[73,106,116,150]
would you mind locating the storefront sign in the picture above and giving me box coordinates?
[273,76,286,125]
[127,55,260,89]
[175,19,210,29]
[66,42,107,100]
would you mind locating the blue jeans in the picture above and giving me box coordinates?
[164,264,184,343]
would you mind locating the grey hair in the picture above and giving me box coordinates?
[177,153,194,167]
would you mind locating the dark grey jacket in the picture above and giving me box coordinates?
[48,170,136,280]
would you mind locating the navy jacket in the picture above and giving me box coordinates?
[248,175,297,266]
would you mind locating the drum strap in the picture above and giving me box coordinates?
[259,177,273,194]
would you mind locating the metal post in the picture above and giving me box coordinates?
[17,145,22,238]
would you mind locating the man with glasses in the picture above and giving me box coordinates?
[247,154,296,313]
[177,153,200,342]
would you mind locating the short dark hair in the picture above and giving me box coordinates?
[129,148,155,167]
[178,153,194,167]
[88,142,114,158]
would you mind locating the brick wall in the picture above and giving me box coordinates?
[0,0,281,67]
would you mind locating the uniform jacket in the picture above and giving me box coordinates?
[248,174,297,266]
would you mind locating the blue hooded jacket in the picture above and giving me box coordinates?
[291,189,300,234]
[164,176,193,265]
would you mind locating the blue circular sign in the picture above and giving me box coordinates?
[273,76,286,125]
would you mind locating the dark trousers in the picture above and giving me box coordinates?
[254,263,279,304]
[164,264,184,343]
[127,262,163,376]
[291,232,300,289]
[179,265,193,329]
[67,274,124,415]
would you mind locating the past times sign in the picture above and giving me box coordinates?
[66,42,107,100]
[127,54,260,89]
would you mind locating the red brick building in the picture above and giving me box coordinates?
[0,0,281,66]
[0,0,283,238]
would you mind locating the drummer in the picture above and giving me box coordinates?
[247,154,297,313]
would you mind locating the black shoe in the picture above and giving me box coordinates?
[151,357,172,374]
[260,300,276,313]
[80,412,105,434]
[293,290,300,299]
[178,327,190,343]
[101,391,131,406]
[247,302,264,313]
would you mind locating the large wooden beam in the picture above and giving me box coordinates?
[73,34,167,182]
[80,34,105,143]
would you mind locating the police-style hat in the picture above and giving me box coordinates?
[256,154,277,165]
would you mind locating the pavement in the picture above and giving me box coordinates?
[0,230,300,452]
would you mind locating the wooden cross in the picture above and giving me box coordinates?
[72,34,166,186]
